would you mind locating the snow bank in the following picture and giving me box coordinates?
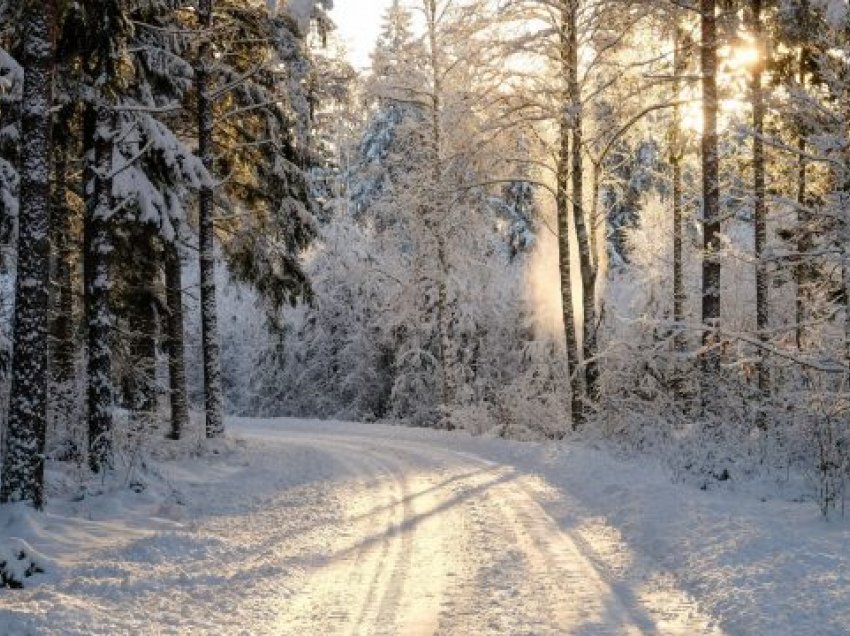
[0,504,59,588]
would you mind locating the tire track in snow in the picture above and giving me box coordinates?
[0,421,721,635]
[276,437,441,636]
[283,431,719,635]
[278,434,496,636]
[279,438,403,634]
[423,439,720,634]
[350,448,411,634]
[240,424,722,635]
[370,453,413,633]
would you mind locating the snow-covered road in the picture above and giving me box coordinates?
[1,418,720,634]
[262,424,717,636]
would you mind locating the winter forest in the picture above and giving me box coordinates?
[1,0,849,632]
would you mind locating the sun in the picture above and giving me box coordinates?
[682,101,704,133]
[729,42,760,71]
[678,38,761,133]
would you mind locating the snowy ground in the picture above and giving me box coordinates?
[1,418,848,635]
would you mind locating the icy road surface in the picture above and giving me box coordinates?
[0,419,720,635]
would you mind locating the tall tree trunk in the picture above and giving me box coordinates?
[425,0,454,420]
[671,22,686,357]
[795,48,809,351]
[557,122,584,430]
[588,163,599,274]
[126,233,158,442]
[82,104,95,411]
[0,91,17,284]
[165,243,189,440]
[196,0,225,439]
[842,106,850,374]
[50,110,76,387]
[557,1,584,429]
[86,105,115,473]
[700,0,721,402]
[750,0,769,428]
[1,1,57,507]
[843,218,850,375]
[566,0,600,410]
[49,108,79,460]
[436,235,453,411]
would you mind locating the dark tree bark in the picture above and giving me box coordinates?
[750,0,769,427]
[50,109,76,387]
[126,233,158,440]
[671,23,687,357]
[0,42,20,289]
[436,235,453,411]
[841,105,850,372]
[165,243,189,440]
[700,0,721,396]
[1,1,58,508]
[843,191,850,374]
[795,48,810,351]
[86,105,115,473]
[196,0,225,439]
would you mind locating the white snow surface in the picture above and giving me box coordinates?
[0,418,848,634]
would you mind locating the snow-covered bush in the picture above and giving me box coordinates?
[0,537,48,588]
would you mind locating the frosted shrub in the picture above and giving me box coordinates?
[795,381,850,518]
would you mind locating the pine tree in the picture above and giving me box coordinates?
[121,0,203,442]
[0,4,21,286]
[749,0,769,426]
[86,102,116,473]
[0,5,22,386]
[0,0,323,500]
[49,108,77,392]
[670,18,688,359]
[0,0,58,507]
[195,0,224,439]
[700,0,722,405]
[81,0,205,466]
[165,243,188,440]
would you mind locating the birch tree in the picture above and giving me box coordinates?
[556,0,584,427]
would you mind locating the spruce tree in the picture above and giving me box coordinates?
[1,0,58,507]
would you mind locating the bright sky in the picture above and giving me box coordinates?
[331,0,395,69]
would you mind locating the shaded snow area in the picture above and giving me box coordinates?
[1,419,848,634]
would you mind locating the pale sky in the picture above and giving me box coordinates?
[331,0,395,69]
